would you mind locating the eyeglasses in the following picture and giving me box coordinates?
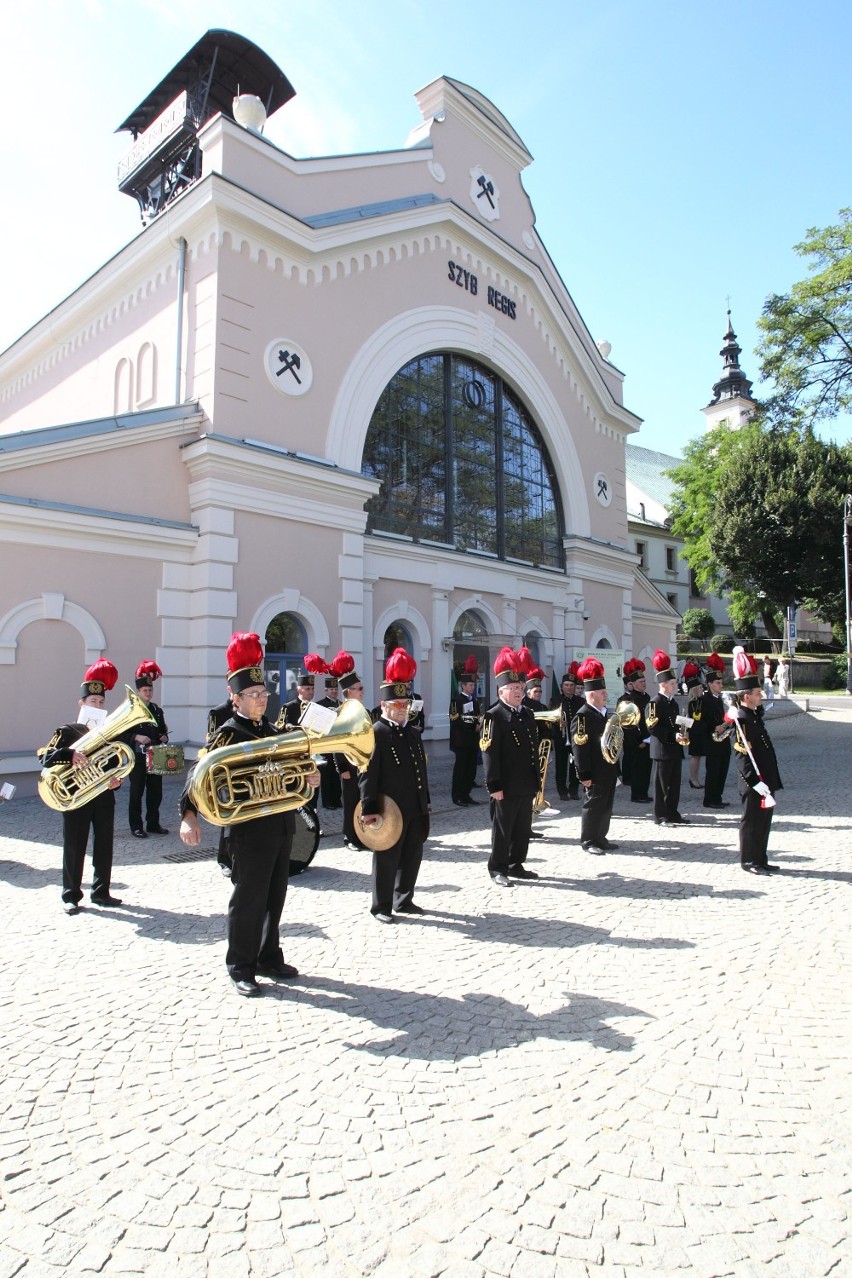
[239,689,269,701]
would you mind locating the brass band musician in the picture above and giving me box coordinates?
[570,657,620,854]
[648,650,689,827]
[449,654,482,807]
[180,633,319,997]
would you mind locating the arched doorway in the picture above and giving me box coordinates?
[453,610,490,705]
[265,612,308,719]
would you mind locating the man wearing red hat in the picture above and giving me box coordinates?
[617,658,652,804]
[571,658,621,853]
[124,660,170,838]
[449,655,482,807]
[180,633,320,996]
[553,664,583,801]
[729,648,783,875]
[334,652,368,851]
[359,649,431,920]
[480,648,541,886]
[648,651,689,827]
[38,660,125,914]
[700,653,732,809]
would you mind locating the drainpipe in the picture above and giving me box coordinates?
[175,237,187,403]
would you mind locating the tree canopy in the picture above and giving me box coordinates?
[757,209,852,426]
[667,423,852,637]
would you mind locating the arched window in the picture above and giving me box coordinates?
[363,354,563,568]
[522,632,542,666]
[265,612,308,707]
[383,622,413,660]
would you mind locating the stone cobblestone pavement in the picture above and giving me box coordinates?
[1,702,850,1277]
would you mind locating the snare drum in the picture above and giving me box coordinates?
[289,803,320,876]
[146,744,186,776]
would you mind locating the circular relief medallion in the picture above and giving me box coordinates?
[264,339,313,397]
[593,472,612,507]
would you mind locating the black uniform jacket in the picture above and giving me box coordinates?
[699,689,729,747]
[279,698,310,729]
[359,718,430,820]
[734,706,783,794]
[570,702,619,785]
[481,702,539,798]
[449,692,482,750]
[648,693,684,761]
[207,699,232,741]
[122,702,168,751]
[39,721,96,767]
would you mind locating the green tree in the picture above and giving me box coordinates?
[680,608,715,640]
[667,423,852,637]
[757,209,852,425]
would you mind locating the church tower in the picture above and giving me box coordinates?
[701,310,758,431]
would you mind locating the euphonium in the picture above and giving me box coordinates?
[532,705,564,730]
[601,702,642,765]
[38,686,158,812]
[190,698,374,826]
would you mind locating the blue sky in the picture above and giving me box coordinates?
[3,0,850,455]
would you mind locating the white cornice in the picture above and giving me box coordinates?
[181,435,379,528]
[0,501,197,561]
[563,535,636,589]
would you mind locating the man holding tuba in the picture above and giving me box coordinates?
[123,660,170,839]
[571,657,621,854]
[179,633,320,997]
[648,650,689,827]
[38,659,125,915]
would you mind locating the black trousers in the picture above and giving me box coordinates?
[62,791,115,903]
[739,788,774,866]
[554,738,579,797]
[340,770,364,847]
[488,793,534,874]
[652,756,682,821]
[372,819,424,914]
[320,761,341,809]
[451,746,478,801]
[704,742,731,805]
[128,755,162,831]
[625,744,652,800]
[580,776,616,845]
[226,811,294,979]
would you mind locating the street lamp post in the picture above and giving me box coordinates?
[844,495,852,694]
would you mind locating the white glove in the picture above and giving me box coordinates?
[753,781,771,798]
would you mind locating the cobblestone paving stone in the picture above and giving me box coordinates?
[0,701,850,1276]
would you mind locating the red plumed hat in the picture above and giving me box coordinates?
[516,646,534,676]
[652,649,676,682]
[226,632,266,694]
[135,659,162,688]
[81,659,118,697]
[304,653,329,675]
[682,661,702,688]
[330,651,355,678]
[706,652,725,678]
[622,658,637,680]
[494,646,523,688]
[577,657,606,690]
[526,665,545,687]
[732,646,760,690]
[463,654,479,677]
[381,647,417,697]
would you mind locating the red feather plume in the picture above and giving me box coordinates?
[516,646,534,675]
[304,653,329,675]
[706,652,725,675]
[652,649,672,674]
[226,633,263,675]
[732,646,757,680]
[463,654,478,676]
[135,659,163,681]
[385,647,417,683]
[577,657,604,682]
[493,647,520,677]
[83,659,118,691]
[330,651,355,678]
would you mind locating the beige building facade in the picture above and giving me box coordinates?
[0,41,676,792]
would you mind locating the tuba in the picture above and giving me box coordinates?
[190,698,374,826]
[39,686,158,812]
[532,706,563,815]
[601,702,642,765]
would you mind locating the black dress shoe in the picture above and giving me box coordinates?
[131,829,147,839]
[91,894,123,907]
[146,825,169,835]
[529,829,545,839]
[596,839,619,850]
[256,959,299,980]
[631,797,653,804]
[689,782,704,790]
[508,864,539,879]
[766,864,781,873]
[463,797,480,805]
[62,901,81,915]
[395,902,427,914]
[586,845,607,855]
[742,863,771,876]
[490,873,513,887]
[232,977,263,997]
[668,817,690,825]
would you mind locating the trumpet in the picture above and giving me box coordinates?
[190,698,374,826]
[39,686,158,812]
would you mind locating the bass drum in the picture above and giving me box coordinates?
[289,803,320,876]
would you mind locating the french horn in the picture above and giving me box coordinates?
[601,702,642,765]
[38,686,158,812]
[190,698,374,826]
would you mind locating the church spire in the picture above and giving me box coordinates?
[706,309,754,407]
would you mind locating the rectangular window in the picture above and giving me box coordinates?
[635,540,646,568]
[665,546,676,572]
[667,593,678,608]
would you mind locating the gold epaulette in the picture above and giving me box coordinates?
[479,717,494,752]
[572,713,588,747]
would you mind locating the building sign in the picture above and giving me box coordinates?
[264,339,313,396]
[447,262,516,320]
[574,649,625,691]
[117,92,190,185]
[593,472,612,507]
